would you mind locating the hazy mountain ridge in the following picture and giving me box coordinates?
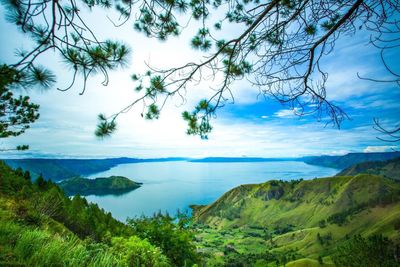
[336,157,400,180]
[3,152,399,182]
[3,157,187,181]
[302,151,400,169]
[189,157,297,162]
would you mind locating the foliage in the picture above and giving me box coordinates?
[336,157,400,181]
[95,114,117,138]
[192,167,400,265]
[0,65,42,150]
[332,235,400,267]
[111,236,170,266]
[182,100,215,139]
[102,0,399,138]
[0,161,133,242]
[128,212,199,266]
[193,174,400,229]
[0,161,200,265]
[0,222,120,266]
[59,176,142,196]
[1,0,398,138]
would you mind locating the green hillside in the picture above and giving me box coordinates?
[1,157,399,266]
[0,161,198,266]
[336,157,400,181]
[59,176,142,196]
[193,175,400,229]
[192,175,400,266]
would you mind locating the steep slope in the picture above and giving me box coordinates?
[302,151,400,169]
[193,175,400,230]
[336,157,400,180]
[193,175,400,266]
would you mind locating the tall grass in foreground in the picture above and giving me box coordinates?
[0,221,120,266]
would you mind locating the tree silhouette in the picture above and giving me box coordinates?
[1,0,399,139]
[374,118,400,144]
[0,65,47,151]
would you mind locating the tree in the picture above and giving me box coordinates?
[332,234,399,267]
[0,65,45,150]
[35,174,47,189]
[23,170,31,181]
[110,236,170,266]
[127,212,198,266]
[1,0,399,139]
[318,255,323,265]
[373,118,400,144]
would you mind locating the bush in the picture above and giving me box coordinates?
[333,234,399,267]
[127,212,198,266]
[111,236,170,266]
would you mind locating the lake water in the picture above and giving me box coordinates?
[86,161,338,221]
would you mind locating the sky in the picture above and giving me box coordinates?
[0,5,399,158]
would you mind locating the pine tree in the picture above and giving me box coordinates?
[0,0,398,139]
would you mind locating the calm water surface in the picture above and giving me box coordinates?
[86,161,338,221]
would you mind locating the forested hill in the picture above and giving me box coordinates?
[59,176,142,196]
[3,157,186,181]
[192,174,400,265]
[302,151,400,169]
[336,157,400,180]
[192,174,400,229]
[0,161,198,266]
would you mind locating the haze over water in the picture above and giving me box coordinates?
[86,161,338,221]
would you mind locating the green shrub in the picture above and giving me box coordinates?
[111,236,170,266]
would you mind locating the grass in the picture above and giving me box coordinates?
[194,175,400,230]
[193,174,400,266]
[286,258,334,267]
[0,196,120,267]
[0,220,120,266]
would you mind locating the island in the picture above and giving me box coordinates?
[59,176,142,196]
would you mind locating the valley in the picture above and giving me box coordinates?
[0,153,399,266]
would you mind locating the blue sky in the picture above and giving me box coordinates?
[0,5,399,158]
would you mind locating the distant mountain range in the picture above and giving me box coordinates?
[301,151,400,169]
[2,157,187,181]
[2,151,399,181]
[188,157,297,162]
[336,157,400,180]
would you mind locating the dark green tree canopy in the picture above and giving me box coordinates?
[0,65,49,150]
[1,0,399,140]
[333,234,400,266]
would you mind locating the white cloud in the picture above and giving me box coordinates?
[274,108,300,118]
[1,6,397,159]
[1,100,390,158]
[363,146,397,153]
